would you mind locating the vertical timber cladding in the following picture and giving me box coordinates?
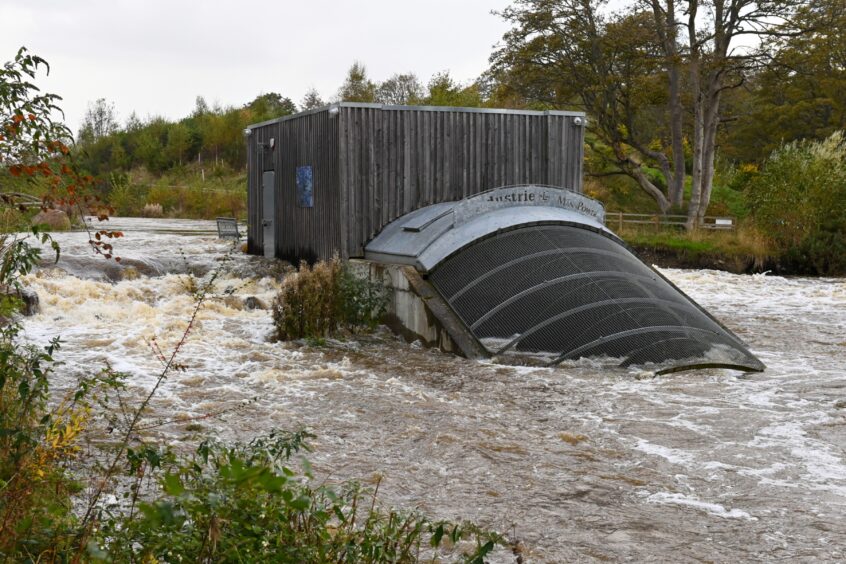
[338,105,585,257]
[247,104,584,261]
[274,110,341,263]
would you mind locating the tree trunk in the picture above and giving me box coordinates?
[687,79,704,229]
[694,0,734,225]
[686,1,703,230]
[613,142,672,212]
[668,63,686,208]
[630,165,672,212]
[650,0,686,208]
[697,84,722,223]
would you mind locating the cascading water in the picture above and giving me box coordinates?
[19,218,846,562]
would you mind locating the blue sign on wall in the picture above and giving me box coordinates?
[296,166,313,208]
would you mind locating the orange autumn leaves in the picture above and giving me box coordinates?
[92,229,124,260]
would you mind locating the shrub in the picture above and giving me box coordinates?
[107,171,141,216]
[747,131,846,274]
[147,183,181,214]
[272,258,387,340]
[273,258,343,340]
[780,218,846,275]
[337,264,389,330]
[0,325,123,560]
[0,229,123,560]
[99,431,501,563]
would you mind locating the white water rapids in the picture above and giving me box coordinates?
[19,218,846,562]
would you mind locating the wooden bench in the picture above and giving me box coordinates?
[216,217,241,239]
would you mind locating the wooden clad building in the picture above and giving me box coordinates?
[245,103,586,262]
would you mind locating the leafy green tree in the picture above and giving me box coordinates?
[423,71,483,107]
[125,111,142,132]
[220,106,248,168]
[337,62,376,102]
[188,96,213,165]
[493,0,810,223]
[246,92,297,122]
[136,117,169,173]
[205,110,228,166]
[721,0,846,163]
[108,138,130,171]
[165,122,191,166]
[192,95,209,117]
[492,2,675,211]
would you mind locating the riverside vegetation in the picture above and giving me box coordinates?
[615,132,846,276]
[2,48,508,562]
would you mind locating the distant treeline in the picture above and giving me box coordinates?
[74,67,491,179]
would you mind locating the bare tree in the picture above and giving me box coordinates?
[301,88,325,110]
[78,98,118,143]
[375,73,424,105]
[683,0,806,227]
[645,0,686,208]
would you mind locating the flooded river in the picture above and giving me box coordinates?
[20,218,846,562]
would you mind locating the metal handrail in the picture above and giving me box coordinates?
[603,211,735,230]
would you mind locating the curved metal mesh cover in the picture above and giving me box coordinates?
[428,224,764,373]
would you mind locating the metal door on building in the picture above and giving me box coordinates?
[261,171,275,258]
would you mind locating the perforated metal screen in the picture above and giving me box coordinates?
[428,224,764,373]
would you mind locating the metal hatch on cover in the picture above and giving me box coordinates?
[365,185,765,374]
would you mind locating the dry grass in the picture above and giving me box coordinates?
[272,258,344,340]
[618,222,774,266]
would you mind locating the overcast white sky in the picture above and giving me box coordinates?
[1,0,512,133]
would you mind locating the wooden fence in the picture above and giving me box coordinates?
[0,192,42,208]
[603,212,736,231]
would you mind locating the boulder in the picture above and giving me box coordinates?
[18,288,39,316]
[31,209,71,231]
[243,296,267,310]
[0,286,39,316]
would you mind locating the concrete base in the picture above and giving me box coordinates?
[348,259,487,360]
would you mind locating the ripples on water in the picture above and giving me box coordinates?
[19,218,846,562]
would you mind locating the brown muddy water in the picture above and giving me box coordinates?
[20,218,846,562]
